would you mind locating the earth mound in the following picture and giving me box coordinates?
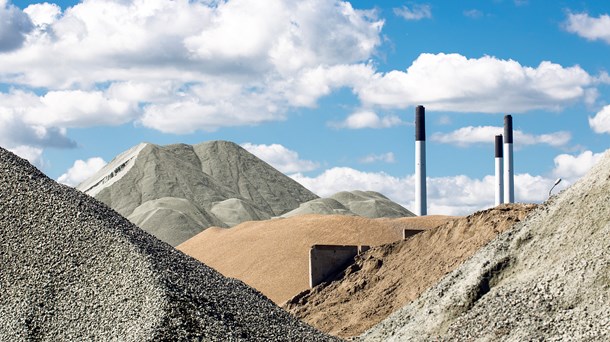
[284,204,535,338]
[178,214,455,304]
[282,191,415,218]
[77,141,318,246]
[360,151,610,341]
[0,147,337,341]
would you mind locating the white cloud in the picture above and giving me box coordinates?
[564,12,610,44]
[394,3,432,21]
[431,126,571,147]
[0,0,33,52]
[357,53,594,113]
[58,157,107,186]
[589,105,610,134]
[463,9,483,19]
[552,150,606,184]
[291,167,554,216]
[241,143,319,174]
[359,152,396,164]
[8,145,44,168]
[24,2,61,27]
[331,110,405,129]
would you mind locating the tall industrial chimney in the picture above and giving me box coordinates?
[415,105,427,216]
[495,134,504,206]
[503,115,514,203]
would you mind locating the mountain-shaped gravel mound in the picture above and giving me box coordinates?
[77,141,318,246]
[0,147,338,341]
[360,151,610,341]
[178,214,454,304]
[284,204,534,338]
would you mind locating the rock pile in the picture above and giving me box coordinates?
[360,151,610,341]
[0,147,338,341]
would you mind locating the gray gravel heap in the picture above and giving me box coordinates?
[0,147,339,341]
[360,151,610,341]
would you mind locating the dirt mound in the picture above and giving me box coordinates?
[284,204,535,338]
[178,214,454,304]
[77,141,318,246]
[360,152,610,341]
[0,147,337,341]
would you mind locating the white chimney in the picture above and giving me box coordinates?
[415,105,427,216]
[495,134,504,206]
[503,115,514,203]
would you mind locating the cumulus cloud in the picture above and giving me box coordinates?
[359,152,396,164]
[394,3,432,21]
[431,126,571,147]
[356,53,594,113]
[241,143,319,174]
[552,150,606,184]
[331,110,405,129]
[588,105,610,134]
[58,157,107,186]
[291,167,553,216]
[0,0,33,52]
[7,145,44,168]
[564,12,610,44]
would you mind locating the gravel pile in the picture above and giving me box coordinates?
[0,147,339,341]
[360,151,610,341]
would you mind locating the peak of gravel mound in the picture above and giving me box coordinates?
[282,190,414,218]
[77,141,318,246]
[361,152,610,341]
[0,147,337,341]
[284,204,534,338]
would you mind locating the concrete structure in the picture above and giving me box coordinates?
[503,115,515,203]
[495,135,504,206]
[403,229,425,239]
[309,245,368,288]
[415,105,427,216]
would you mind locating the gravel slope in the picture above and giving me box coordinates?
[360,151,610,341]
[0,147,338,341]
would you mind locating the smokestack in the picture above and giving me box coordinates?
[495,135,504,206]
[503,115,514,203]
[415,105,427,216]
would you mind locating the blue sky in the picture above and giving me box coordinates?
[1,0,610,215]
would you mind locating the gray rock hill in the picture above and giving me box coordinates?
[360,151,610,341]
[0,146,338,341]
[77,141,319,246]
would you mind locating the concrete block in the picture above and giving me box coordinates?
[309,245,359,288]
[403,229,425,239]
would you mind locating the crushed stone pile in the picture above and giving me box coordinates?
[178,214,454,304]
[360,151,610,341]
[77,140,318,246]
[284,204,535,338]
[282,190,415,219]
[0,147,338,341]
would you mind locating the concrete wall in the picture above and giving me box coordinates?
[403,229,425,239]
[309,245,366,288]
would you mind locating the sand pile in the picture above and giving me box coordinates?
[360,152,610,341]
[78,141,318,246]
[0,147,337,341]
[178,214,454,304]
[283,204,535,338]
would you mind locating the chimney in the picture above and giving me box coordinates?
[495,134,504,206]
[415,105,427,216]
[503,115,514,203]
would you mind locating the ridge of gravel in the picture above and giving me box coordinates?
[0,147,340,341]
[359,151,610,341]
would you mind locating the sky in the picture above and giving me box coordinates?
[1,0,610,215]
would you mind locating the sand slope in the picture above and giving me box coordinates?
[361,151,610,341]
[284,204,535,338]
[0,147,337,341]
[178,214,454,304]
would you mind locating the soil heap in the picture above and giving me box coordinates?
[178,214,454,304]
[360,151,610,341]
[77,141,319,246]
[284,204,535,338]
[0,147,338,341]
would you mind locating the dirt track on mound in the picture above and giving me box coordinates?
[283,204,536,338]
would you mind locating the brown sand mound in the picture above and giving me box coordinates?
[283,204,536,338]
[177,214,454,304]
